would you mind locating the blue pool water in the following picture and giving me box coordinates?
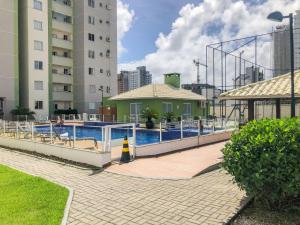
[35,124,213,146]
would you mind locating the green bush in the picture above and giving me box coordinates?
[54,109,78,115]
[223,118,300,210]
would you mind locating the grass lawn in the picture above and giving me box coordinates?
[0,165,69,225]
[231,202,300,225]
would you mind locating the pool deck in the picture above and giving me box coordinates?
[105,141,227,179]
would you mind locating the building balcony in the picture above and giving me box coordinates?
[52,91,73,101]
[52,37,73,50]
[52,19,72,33]
[52,73,72,84]
[52,0,73,17]
[52,55,73,67]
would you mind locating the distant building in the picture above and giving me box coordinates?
[234,67,264,87]
[118,66,152,94]
[117,72,129,94]
[181,83,221,104]
[273,10,300,77]
[295,10,300,71]
[273,25,291,77]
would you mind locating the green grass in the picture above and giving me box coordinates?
[0,165,69,225]
[231,202,300,225]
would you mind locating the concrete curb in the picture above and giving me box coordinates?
[61,187,74,225]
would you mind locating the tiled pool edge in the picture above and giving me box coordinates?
[136,130,233,157]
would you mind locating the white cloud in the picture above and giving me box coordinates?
[119,0,300,85]
[117,0,135,57]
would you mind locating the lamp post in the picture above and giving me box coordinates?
[267,11,295,117]
[99,86,104,121]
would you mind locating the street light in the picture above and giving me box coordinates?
[99,86,104,121]
[267,11,295,117]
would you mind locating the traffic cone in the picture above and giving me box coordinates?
[120,136,131,163]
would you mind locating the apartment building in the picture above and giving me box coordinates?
[16,0,117,118]
[19,0,50,118]
[118,66,152,94]
[74,0,117,114]
[273,10,300,77]
[0,0,19,119]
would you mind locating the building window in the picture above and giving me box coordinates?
[88,0,95,8]
[89,102,96,110]
[35,101,43,110]
[88,16,95,25]
[88,33,95,41]
[34,40,43,51]
[33,0,42,10]
[106,70,111,77]
[99,36,103,40]
[89,85,96,93]
[99,2,103,7]
[163,102,173,113]
[106,20,110,25]
[88,50,95,59]
[34,61,43,70]
[130,103,142,118]
[99,19,103,24]
[183,103,192,118]
[100,69,103,74]
[34,81,43,90]
[106,4,111,10]
[33,20,43,30]
[106,49,110,58]
[99,52,103,57]
[106,86,110,94]
[64,68,70,75]
[88,68,94,75]
[106,37,110,42]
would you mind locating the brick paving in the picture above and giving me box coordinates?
[0,147,247,225]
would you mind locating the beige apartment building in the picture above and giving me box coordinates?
[74,0,117,114]
[0,0,117,119]
[0,0,19,119]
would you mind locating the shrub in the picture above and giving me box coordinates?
[54,109,78,115]
[223,118,300,210]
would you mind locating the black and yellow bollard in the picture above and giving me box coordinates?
[120,136,131,163]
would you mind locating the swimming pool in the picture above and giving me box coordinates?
[35,124,213,146]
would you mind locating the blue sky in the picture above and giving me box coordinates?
[119,0,200,63]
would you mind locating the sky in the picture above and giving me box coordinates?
[117,0,300,85]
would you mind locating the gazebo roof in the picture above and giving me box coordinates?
[219,70,300,100]
[110,84,206,101]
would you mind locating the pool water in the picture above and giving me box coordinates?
[35,124,213,146]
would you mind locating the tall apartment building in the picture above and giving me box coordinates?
[74,0,117,114]
[273,25,291,77]
[118,66,152,94]
[273,10,300,77]
[16,0,117,118]
[117,71,129,94]
[0,0,19,119]
[294,10,300,71]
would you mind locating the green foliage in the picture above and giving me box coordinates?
[10,106,35,120]
[140,108,158,121]
[54,109,78,115]
[162,112,174,122]
[223,118,300,210]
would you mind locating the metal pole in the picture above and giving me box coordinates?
[205,46,209,120]
[197,120,200,137]
[212,48,215,118]
[159,122,162,143]
[50,122,53,143]
[289,14,295,117]
[31,122,34,141]
[180,120,183,139]
[132,124,136,159]
[221,43,224,125]
[3,120,5,134]
[16,121,19,139]
[73,125,76,148]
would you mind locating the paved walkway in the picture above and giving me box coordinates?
[106,142,226,179]
[0,147,247,225]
